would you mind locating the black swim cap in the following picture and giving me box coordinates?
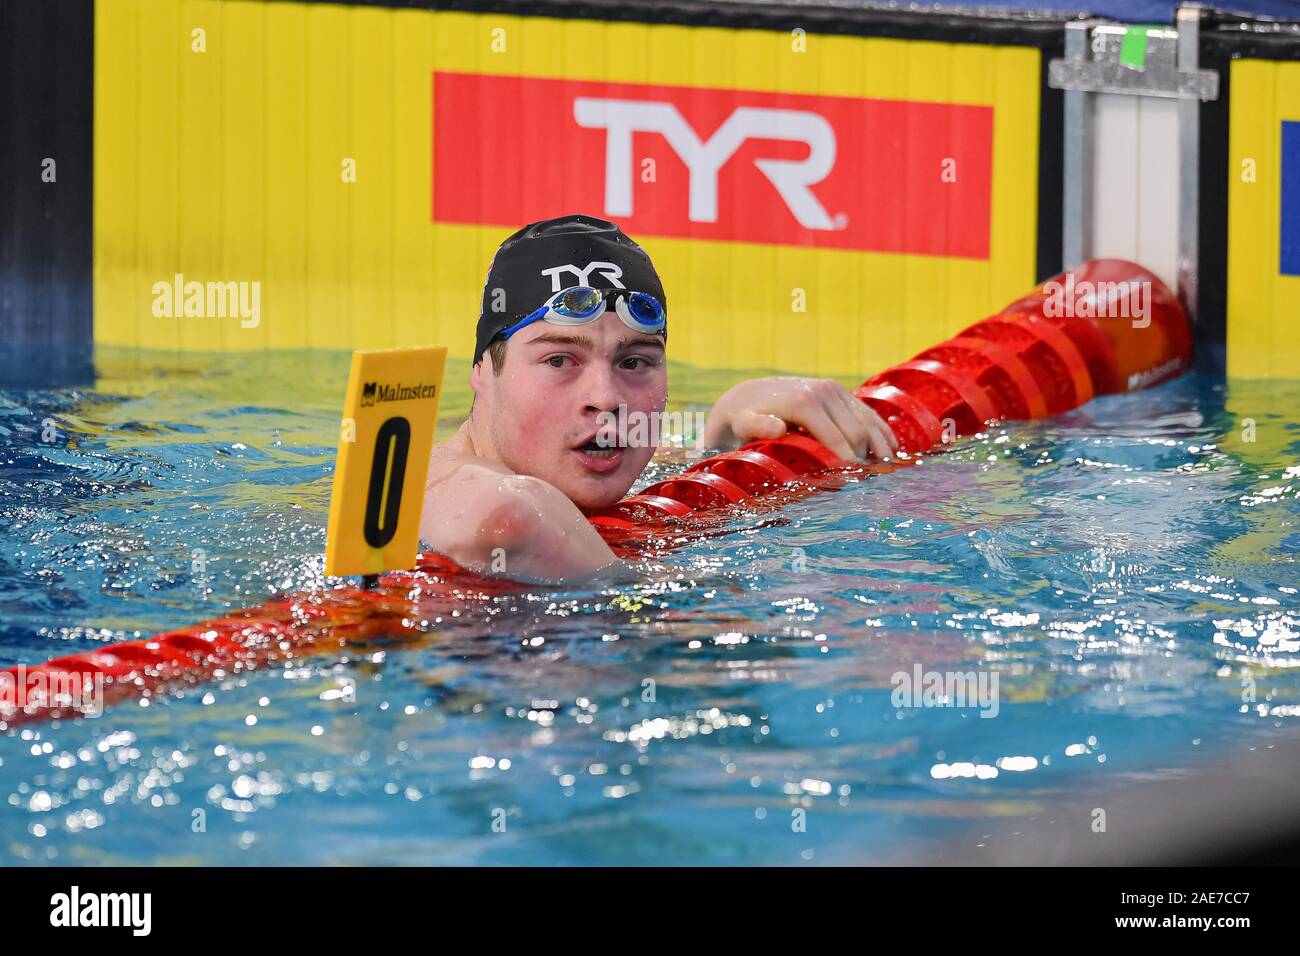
[474,214,667,365]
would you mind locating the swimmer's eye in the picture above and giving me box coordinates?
[544,354,574,369]
[619,355,661,371]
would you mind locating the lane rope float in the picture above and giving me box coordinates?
[0,259,1191,725]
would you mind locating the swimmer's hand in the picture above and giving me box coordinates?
[699,376,897,462]
[420,462,618,583]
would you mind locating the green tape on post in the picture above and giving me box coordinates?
[1119,25,1157,71]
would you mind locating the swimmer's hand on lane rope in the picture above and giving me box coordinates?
[698,376,898,462]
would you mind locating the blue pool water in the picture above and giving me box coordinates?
[1,350,1298,865]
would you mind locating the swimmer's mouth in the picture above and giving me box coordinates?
[575,433,624,459]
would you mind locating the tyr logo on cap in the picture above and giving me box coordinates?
[473,214,668,364]
[540,261,626,292]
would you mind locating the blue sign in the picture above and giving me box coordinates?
[1284,120,1300,276]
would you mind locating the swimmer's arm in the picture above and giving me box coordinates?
[419,464,618,583]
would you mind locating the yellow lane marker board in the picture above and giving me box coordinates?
[325,346,447,577]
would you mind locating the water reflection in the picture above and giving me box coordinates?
[0,357,1298,863]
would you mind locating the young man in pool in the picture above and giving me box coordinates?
[420,214,896,581]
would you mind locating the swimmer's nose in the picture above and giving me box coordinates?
[578,363,623,416]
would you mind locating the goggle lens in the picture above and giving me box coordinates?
[624,291,664,328]
[553,287,603,318]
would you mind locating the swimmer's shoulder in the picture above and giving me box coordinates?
[426,423,514,492]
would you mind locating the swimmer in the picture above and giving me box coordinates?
[420,214,896,581]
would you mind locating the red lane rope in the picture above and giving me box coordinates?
[1,260,1190,725]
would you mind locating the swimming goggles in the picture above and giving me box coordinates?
[496,286,667,342]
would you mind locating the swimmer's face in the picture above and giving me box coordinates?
[470,312,668,510]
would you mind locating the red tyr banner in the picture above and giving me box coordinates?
[433,72,993,257]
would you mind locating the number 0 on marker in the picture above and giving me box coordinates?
[325,347,446,577]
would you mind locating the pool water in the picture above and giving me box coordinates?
[1,349,1298,865]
